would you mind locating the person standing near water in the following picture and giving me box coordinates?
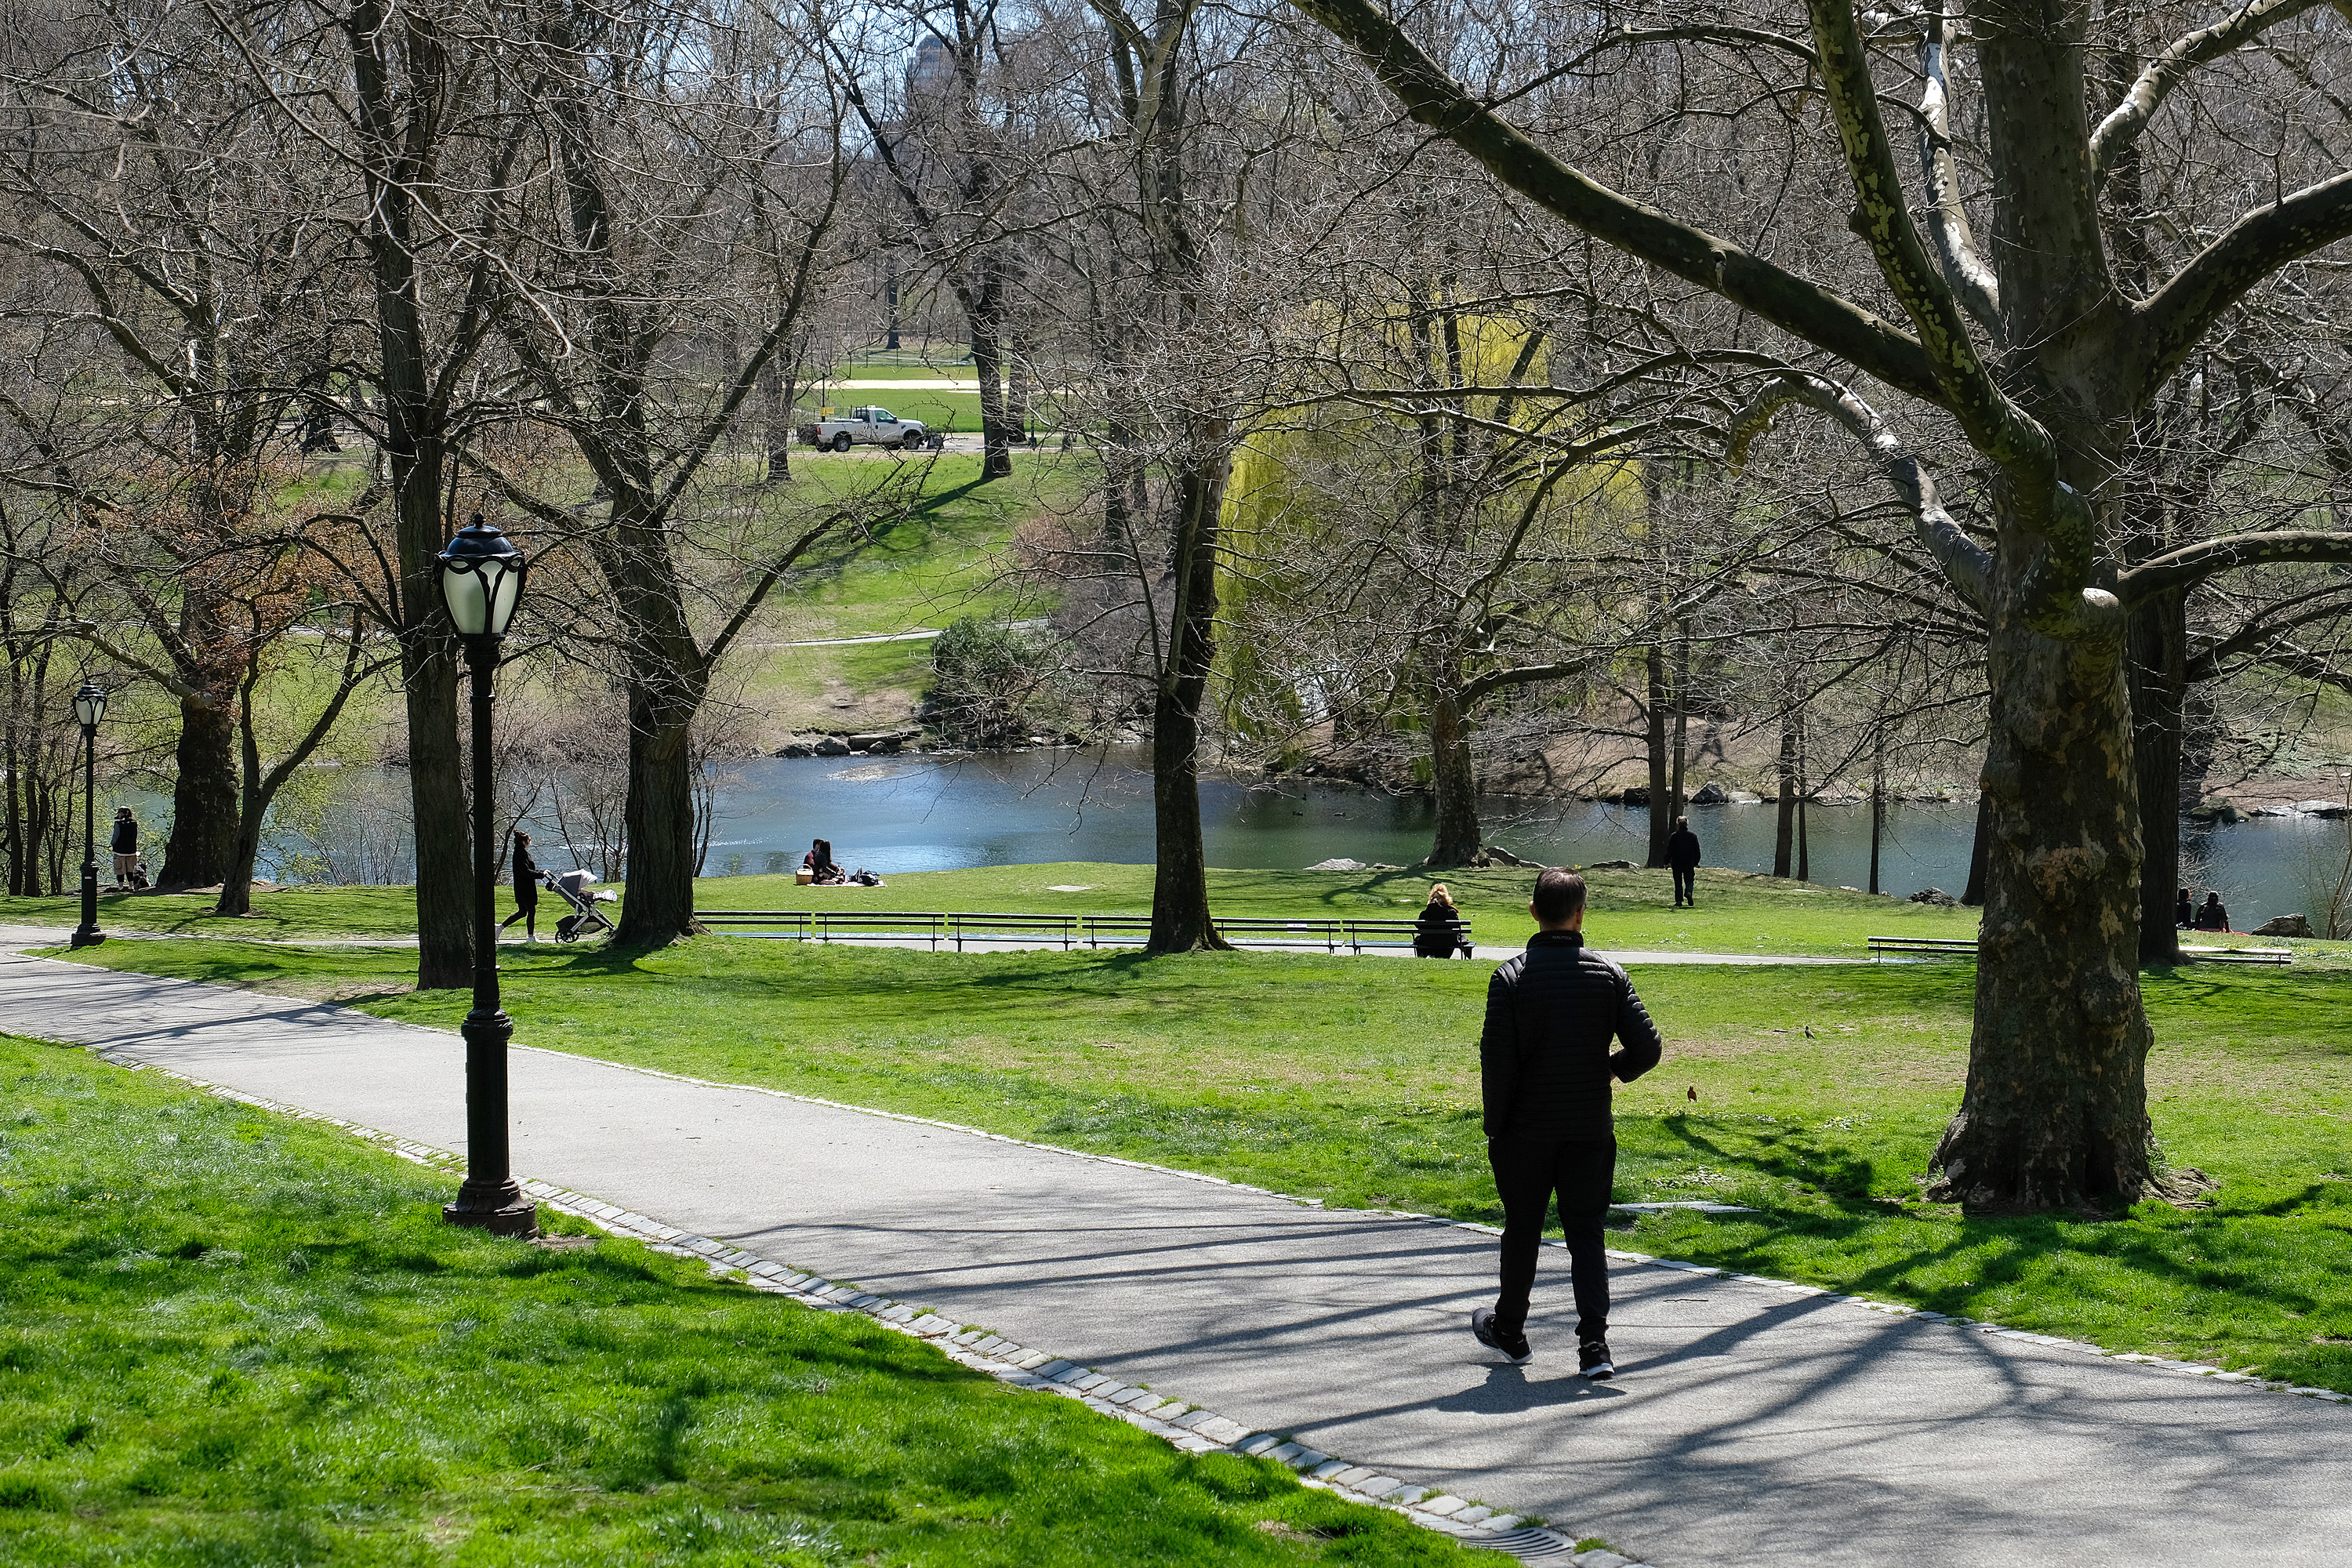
[1664,815,1702,907]
[110,808,140,889]
[499,831,541,943]
[1472,867,1662,1378]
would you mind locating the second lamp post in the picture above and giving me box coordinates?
[70,681,107,949]
[436,516,539,1237]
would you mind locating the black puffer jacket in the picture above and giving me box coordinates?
[1479,931,1662,1140]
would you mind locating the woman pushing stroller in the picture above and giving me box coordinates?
[499,831,541,942]
[499,830,618,944]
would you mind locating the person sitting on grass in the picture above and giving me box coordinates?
[803,837,848,886]
[2176,888,2194,930]
[2194,891,2230,933]
[1414,883,1473,958]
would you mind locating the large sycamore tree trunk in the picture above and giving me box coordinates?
[157,691,238,888]
[1426,683,1483,867]
[1642,644,1670,867]
[1144,452,1233,954]
[615,676,708,947]
[969,255,1015,481]
[349,0,475,989]
[1933,572,2155,1210]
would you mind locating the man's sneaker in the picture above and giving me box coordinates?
[1578,1339,1616,1380]
[1471,1308,1533,1364]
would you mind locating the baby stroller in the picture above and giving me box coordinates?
[546,869,617,943]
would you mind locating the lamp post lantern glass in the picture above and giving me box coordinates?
[69,681,107,949]
[435,517,538,1237]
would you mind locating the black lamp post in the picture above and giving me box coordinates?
[435,516,538,1237]
[69,681,107,949]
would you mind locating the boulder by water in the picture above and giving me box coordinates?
[1909,887,1960,907]
[1305,858,1367,872]
[2253,913,2314,938]
[1690,782,1730,804]
[2292,800,2350,818]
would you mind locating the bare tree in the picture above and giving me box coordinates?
[480,0,914,945]
[1289,0,2352,1210]
[0,0,347,889]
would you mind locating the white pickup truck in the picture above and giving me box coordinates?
[804,406,930,451]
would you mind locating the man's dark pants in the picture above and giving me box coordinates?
[1488,1134,1616,1343]
[1671,866,1695,905]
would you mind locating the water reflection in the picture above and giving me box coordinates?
[160,741,2348,927]
[698,746,2343,925]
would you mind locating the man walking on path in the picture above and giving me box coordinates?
[109,809,140,889]
[1472,868,1663,1378]
[1664,815,1701,907]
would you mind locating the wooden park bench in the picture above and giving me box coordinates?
[1868,936,1981,960]
[1870,935,2292,966]
[1085,915,1470,954]
[694,907,1473,957]
[943,913,1079,950]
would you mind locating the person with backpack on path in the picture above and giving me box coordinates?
[1665,815,1702,907]
[109,809,140,889]
[1471,867,1663,1379]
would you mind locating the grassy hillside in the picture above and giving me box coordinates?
[735,452,1086,735]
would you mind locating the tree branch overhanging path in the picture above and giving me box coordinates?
[1283,0,2352,1211]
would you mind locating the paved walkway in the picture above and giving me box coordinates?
[3,941,2344,1567]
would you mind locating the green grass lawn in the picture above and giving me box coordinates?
[0,1034,1481,1566]
[804,390,1063,435]
[0,884,432,942]
[20,860,2347,967]
[739,452,1082,731]
[697,862,1992,956]
[48,936,2352,1393]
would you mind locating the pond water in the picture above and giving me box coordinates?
[695,746,2347,927]
[111,742,2335,927]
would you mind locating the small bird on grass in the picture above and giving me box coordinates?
[1687,1085,1700,1104]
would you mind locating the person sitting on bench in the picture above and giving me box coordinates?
[1414,883,1474,959]
[2194,891,2230,932]
[803,837,847,886]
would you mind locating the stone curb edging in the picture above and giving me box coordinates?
[78,1046,1647,1568]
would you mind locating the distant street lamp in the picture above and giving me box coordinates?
[69,681,107,949]
[435,516,537,1237]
